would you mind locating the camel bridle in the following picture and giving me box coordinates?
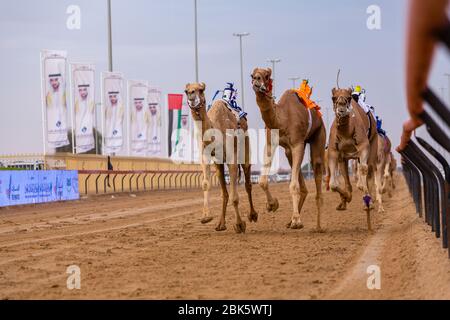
[251,74,273,98]
[333,94,352,126]
[187,91,205,112]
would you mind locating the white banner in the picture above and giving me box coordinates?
[70,63,95,154]
[128,80,149,157]
[41,50,70,151]
[147,87,162,157]
[102,72,125,155]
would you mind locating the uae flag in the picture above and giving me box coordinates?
[167,94,183,157]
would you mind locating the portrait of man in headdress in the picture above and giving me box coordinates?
[73,69,95,153]
[104,76,125,155]
[130,97,148,156]
[45,57,69,149]
[147,88,162,157]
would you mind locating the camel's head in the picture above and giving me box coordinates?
[251,68,272,94]
[331,87,353,119]
[185,82,206,110]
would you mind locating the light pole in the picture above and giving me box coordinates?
[288,76,300,89]
[267,59,281,97]
[107,0,113,72]
[439,87,446,101]
[194,0,199,82]
[444,73,450,105]
[233,32,250,110]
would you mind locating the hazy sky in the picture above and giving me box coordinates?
[0,0,449,164]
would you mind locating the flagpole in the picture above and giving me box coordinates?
[100,74,105,156]
[107,0,113,72]
[233,32,250,111]
[69,64,76,154]
[194,0,199,82]
[40,53,48,168]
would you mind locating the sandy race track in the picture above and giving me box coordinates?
[0,177,449,300]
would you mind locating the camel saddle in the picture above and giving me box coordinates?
[292,82,322,117]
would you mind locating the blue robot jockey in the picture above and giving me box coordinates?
[209,83,247,120]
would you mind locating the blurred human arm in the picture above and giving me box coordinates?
[398,0,448,151]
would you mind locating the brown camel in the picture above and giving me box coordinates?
[327,87,378,230]
[184,82,258,233]
[251,68,326,230]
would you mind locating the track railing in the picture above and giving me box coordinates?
[78,168,293,196]
[399,22,450,257]
[78,170,218,195]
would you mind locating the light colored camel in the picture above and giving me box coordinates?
[381,151,397,198]
[251,68,326,230]
[327,88,378,230]
[185,82,258,233]
[374,134,392,213]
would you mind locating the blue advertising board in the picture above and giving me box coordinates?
[0,170,79,207]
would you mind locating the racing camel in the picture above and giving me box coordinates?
[327,87,378,230]
[374,134,393,213]
[184,82,258,233]
[251,68,326,231]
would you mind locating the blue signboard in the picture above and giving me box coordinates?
[0,170,79,207]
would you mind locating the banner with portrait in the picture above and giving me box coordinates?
[128,80,149,157]
[40,50,70,151]
[102,72,125,155]
[147,87,163,157]
[70,63,96,154]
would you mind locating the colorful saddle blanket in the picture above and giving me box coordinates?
[293,84,322,117]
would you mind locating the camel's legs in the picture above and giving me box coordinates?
[259,129,279,213]
[356,164,363,191]
[200,163,213,224]
[242,164,258,223]
[329,151,350,211]
[228,164,246,233]
[352,160,359,184]
[356,144,370,195]
[339,159,353,205]
[287,143,307,229]
[310,127,326,231]
[214,163,228,232]
[381,153,393,197]
[375,158,386,213]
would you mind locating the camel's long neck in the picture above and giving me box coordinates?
[190,105,212,138]
[256,93,279,129]
[336,116,352,137]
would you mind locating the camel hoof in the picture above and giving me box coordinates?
[215,223,227,232]
[313,227,325,233]
[247,211,258,223]
[201,217,213,224]
[362,203,375,211]
[378,207,385,214]
[266,198,279,213]
[336,203,347,211]
[286,221,304,230]
[346,194,352,203]
[233,221,246,234]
